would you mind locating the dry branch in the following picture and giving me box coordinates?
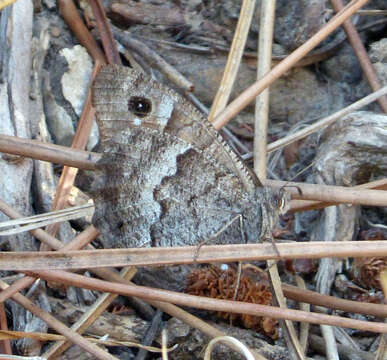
[30,269,387,334]
[1,240,387,271]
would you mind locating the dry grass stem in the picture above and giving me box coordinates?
[208,0,256,121]
[1,240,387,271]
[0,204,93,236]
[204,336,255,360]
[254,0,275,180]
[253,1,304,357]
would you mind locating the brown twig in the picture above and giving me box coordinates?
[111,28,194,92]
[30,269,387,334]
[207,0,256,121]
[0,134,99,170]
[1,240,387,271]
[253,1,304,358]
[0,303,12,355]
[330,0,387,113]
[89,0,121,65]
[110,1,185,27]
[211,0,370,130]
[283,284,387,318]
[45,63,100,236]
[266,179,387,207]
[58,0,106,64]
[3,135,387,206]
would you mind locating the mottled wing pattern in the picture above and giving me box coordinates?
[91,65,282,248]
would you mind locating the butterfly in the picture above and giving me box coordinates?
[89,65,287,249]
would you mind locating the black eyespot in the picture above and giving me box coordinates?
[128,96,152,117]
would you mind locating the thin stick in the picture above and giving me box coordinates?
[2,240,387,271]
[45,62,100,236]
[30,269,387,334]
[267,85,387,154]
[289,178,387,212]
[89,0,121,65]
[282,284,387,318]
[112,28,194,92]
[3,136,387,207]
[0,134,99,169]
[58,0,106,64]
[254,1,304,358]
[254,0,275,180]
[0,303,12,355]
[207,0,257,121]
[211,0,370,130]
[330,0,387,113]
[266,179,387,207]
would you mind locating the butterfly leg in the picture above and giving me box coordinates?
[259,237,281,273]
[193,214,243,261]
[232,215,246,300]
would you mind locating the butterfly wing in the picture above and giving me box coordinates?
[91,65,271,248]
